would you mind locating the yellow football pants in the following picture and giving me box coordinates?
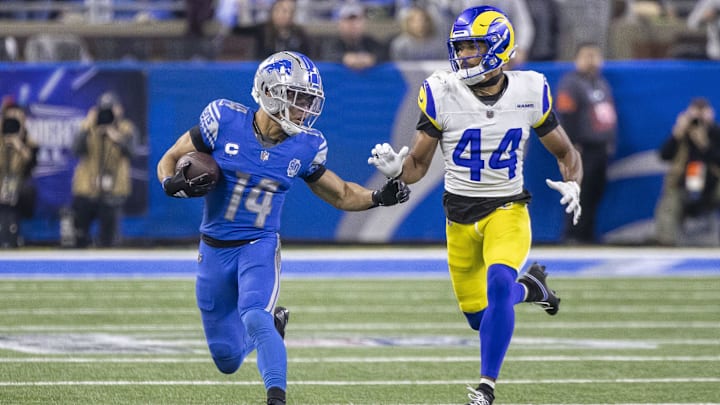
[445,202,531,313]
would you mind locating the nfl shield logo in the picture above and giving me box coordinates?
[260,150,270,161]
[486,110,494,119]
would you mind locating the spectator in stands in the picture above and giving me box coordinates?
[618,0,698,22]
[687,0,720,60]
[316,2,389,69]
[0,37,19,62]
[654,98,720,246]
[525,0,560,61]
[389,5,447,61]
[215,0,274,30]
[186,0,214,36]
[0,101,38,248]
[232,0,312,59]
[295,0,333,22]
[113,0,177,21]
[556,0,612,60]
[297,0,409,22]
[24,33,92,62]
[396,0,455,39]
[0,0,57,20]
[69,92,137,248]
[555,42,617,244]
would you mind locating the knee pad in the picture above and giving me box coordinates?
[209,342,241,374]
[241,308,274,341]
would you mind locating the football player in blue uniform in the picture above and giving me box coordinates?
[156,51,410,405]
[368,6,582,405]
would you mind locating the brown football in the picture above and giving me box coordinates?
[176,151,220,186]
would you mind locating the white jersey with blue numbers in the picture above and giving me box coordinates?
[196,99,327,240]
[418,70,553,198]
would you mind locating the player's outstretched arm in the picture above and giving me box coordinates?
[540,125,583,225]
[308,169,410,211]
[368,130,438,184]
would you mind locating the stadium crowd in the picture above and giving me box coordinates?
[0,0,713,62]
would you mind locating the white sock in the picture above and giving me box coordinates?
[479,378,495,390]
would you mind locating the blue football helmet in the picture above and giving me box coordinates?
[252,51,325,135]
[447,6,517,85]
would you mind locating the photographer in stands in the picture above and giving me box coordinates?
[70,92,137,248]
[0,101,38,248]
[655,97,720,245]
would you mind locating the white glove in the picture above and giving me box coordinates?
[367,143,409,179]
[546,179,582,225]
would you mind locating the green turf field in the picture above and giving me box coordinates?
[0,276,718,404]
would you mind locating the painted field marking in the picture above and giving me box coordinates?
[1,247,718,277]
[0,355,718,363]
[0,304,719,315]
[328,403,717,405]
[2,320,718,332]
[0,377,718,386]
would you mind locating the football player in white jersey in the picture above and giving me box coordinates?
[368,6,582,405]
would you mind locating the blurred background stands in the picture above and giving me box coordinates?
[0,1,713,62]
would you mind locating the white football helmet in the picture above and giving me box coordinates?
[251,51,325,135]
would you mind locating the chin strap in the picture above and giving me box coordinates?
[459,70,504,87]
[264,110,301,136]
[473,71,503,87]
[460,72,487,86]
[280,120,301,135]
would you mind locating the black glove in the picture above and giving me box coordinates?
[371,178,411,207]
[162,161,215,198]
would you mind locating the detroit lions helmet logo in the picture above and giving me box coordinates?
[263,59,293,76]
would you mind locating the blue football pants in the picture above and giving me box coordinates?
[195,234,286,391]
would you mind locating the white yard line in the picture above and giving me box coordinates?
[1,377,719,386]
[0,305,718,315]
[0,355,719,363]
[1,321,719,332]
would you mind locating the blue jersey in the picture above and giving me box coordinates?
[194,99,327,240]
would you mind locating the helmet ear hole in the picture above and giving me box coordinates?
[265,101,281,115]
[483,55,501,70]
[253,84,282,115]
[263,89,282,114]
